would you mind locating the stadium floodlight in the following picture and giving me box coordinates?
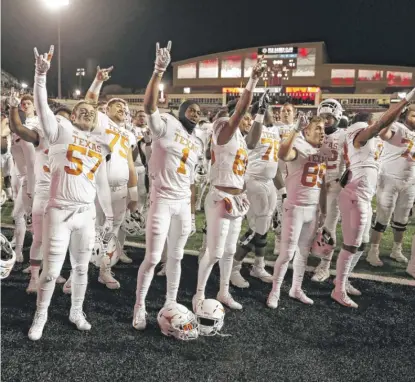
[21,83,28,89]
[75,89,81,96]
[43,0,69,9]
[42,0,69,99]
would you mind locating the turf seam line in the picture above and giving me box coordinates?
[2,222,414,287]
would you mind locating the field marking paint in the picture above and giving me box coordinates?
[2,223,414,287]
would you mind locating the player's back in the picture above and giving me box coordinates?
[343,122,383,200]
[210,117,248,190]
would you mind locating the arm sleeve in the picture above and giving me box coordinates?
[34,74,59,144]
[147,108,167,139]
[20,140,36,195]
[95,161,114,220]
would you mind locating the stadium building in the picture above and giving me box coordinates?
[112,41,415,114]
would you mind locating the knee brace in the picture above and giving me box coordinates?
[372,221,387,233]
[238,229,255,252]
[358,242,367,252]
[254,232,268,248]
[391,221,407,232]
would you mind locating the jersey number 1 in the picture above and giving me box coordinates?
[177,148,190,175]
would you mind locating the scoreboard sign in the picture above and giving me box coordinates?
[258,46,298,69]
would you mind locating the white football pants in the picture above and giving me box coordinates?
[12,178,32,257]
[29,188,49,264]
[135,166,147,214]
[196,189,243,298]
[272,200,318,292]
[135,193,191,308]
[37,204,96,313]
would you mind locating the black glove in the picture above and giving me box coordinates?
[258,89,270,114]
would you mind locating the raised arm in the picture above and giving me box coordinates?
[355,89,415,147]
[246,90,270,149]
[8,89,39,145]
[85,66,114,104]
[217,58,265,145]
[33,45,59,144]
[143,41,171,138]
[278,113,307,161]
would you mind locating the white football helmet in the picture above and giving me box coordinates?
[194,299,225,336]
[194,162,207,185]
[90,230,121,268]
[1,233,16,279]
[121,211,145,236]
[0,190,7,207]
[311,228,335,257]
[157,303,199,341]
[317,98,343,121]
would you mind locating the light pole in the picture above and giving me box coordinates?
[43,0,69,99]
[76,68,86,95]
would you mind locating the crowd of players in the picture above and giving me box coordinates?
[1,41,415,342]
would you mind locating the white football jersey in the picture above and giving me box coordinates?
[285,135,327,206]
[32,124,51,191]
[379,122,415,181]
[343,122,384,201]
[148,113,201,200]
[276,122,295,179]
[246,125,280,180]
[47,116,110,206]
[210,118,248,190]
[194,123,213,153]
[96,113,136,188]
[11,116,39,178]
[321,128,346,183]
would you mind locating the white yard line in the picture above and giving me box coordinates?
[2,223,414,287]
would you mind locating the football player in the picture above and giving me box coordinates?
[267,115,327,309]
[367,104,415,266]
[230,95,284,288]
[132,41,202,330]
[193,57,265,311]
[333,90,415,308]
[28,46,113,341]
[8,89,69,292]
[8,94,37,262]
[82,67,138,290]
[273,102,296,255]
[1,114,13,201]
[312,99,346,282]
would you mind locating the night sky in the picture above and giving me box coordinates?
[1,0,414,96]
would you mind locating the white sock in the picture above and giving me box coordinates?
[165,256,181,304]
[370,243,379,253]
[219,252,234,296]
[195,251,215,300]
[71,264,88,312]
[292,251,308,291]
[254,256,265,269]
[392,242,402,252]
[335,249,354,293]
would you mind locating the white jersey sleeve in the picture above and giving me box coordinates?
[246,126,280,181]
[148,113,201,200]
[32,122,51,191]
[285,136,327,206]
[380,122,415,181]
[210,117,248,189]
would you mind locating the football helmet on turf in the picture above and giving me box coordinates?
[90,229,121,268]
[194,299,225,336]
[311,228,335,257]
[1,233,16,279]
[157,303,199,341]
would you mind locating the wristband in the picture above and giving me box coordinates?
[89,79,102,95]
[254,114,265,123]
[128,187,139,202]
[246,77,259,92]
[153,71,164,78]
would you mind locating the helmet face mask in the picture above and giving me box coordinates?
[317,99,343,131]
[1,233,16,279]
[194,299,225,336]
